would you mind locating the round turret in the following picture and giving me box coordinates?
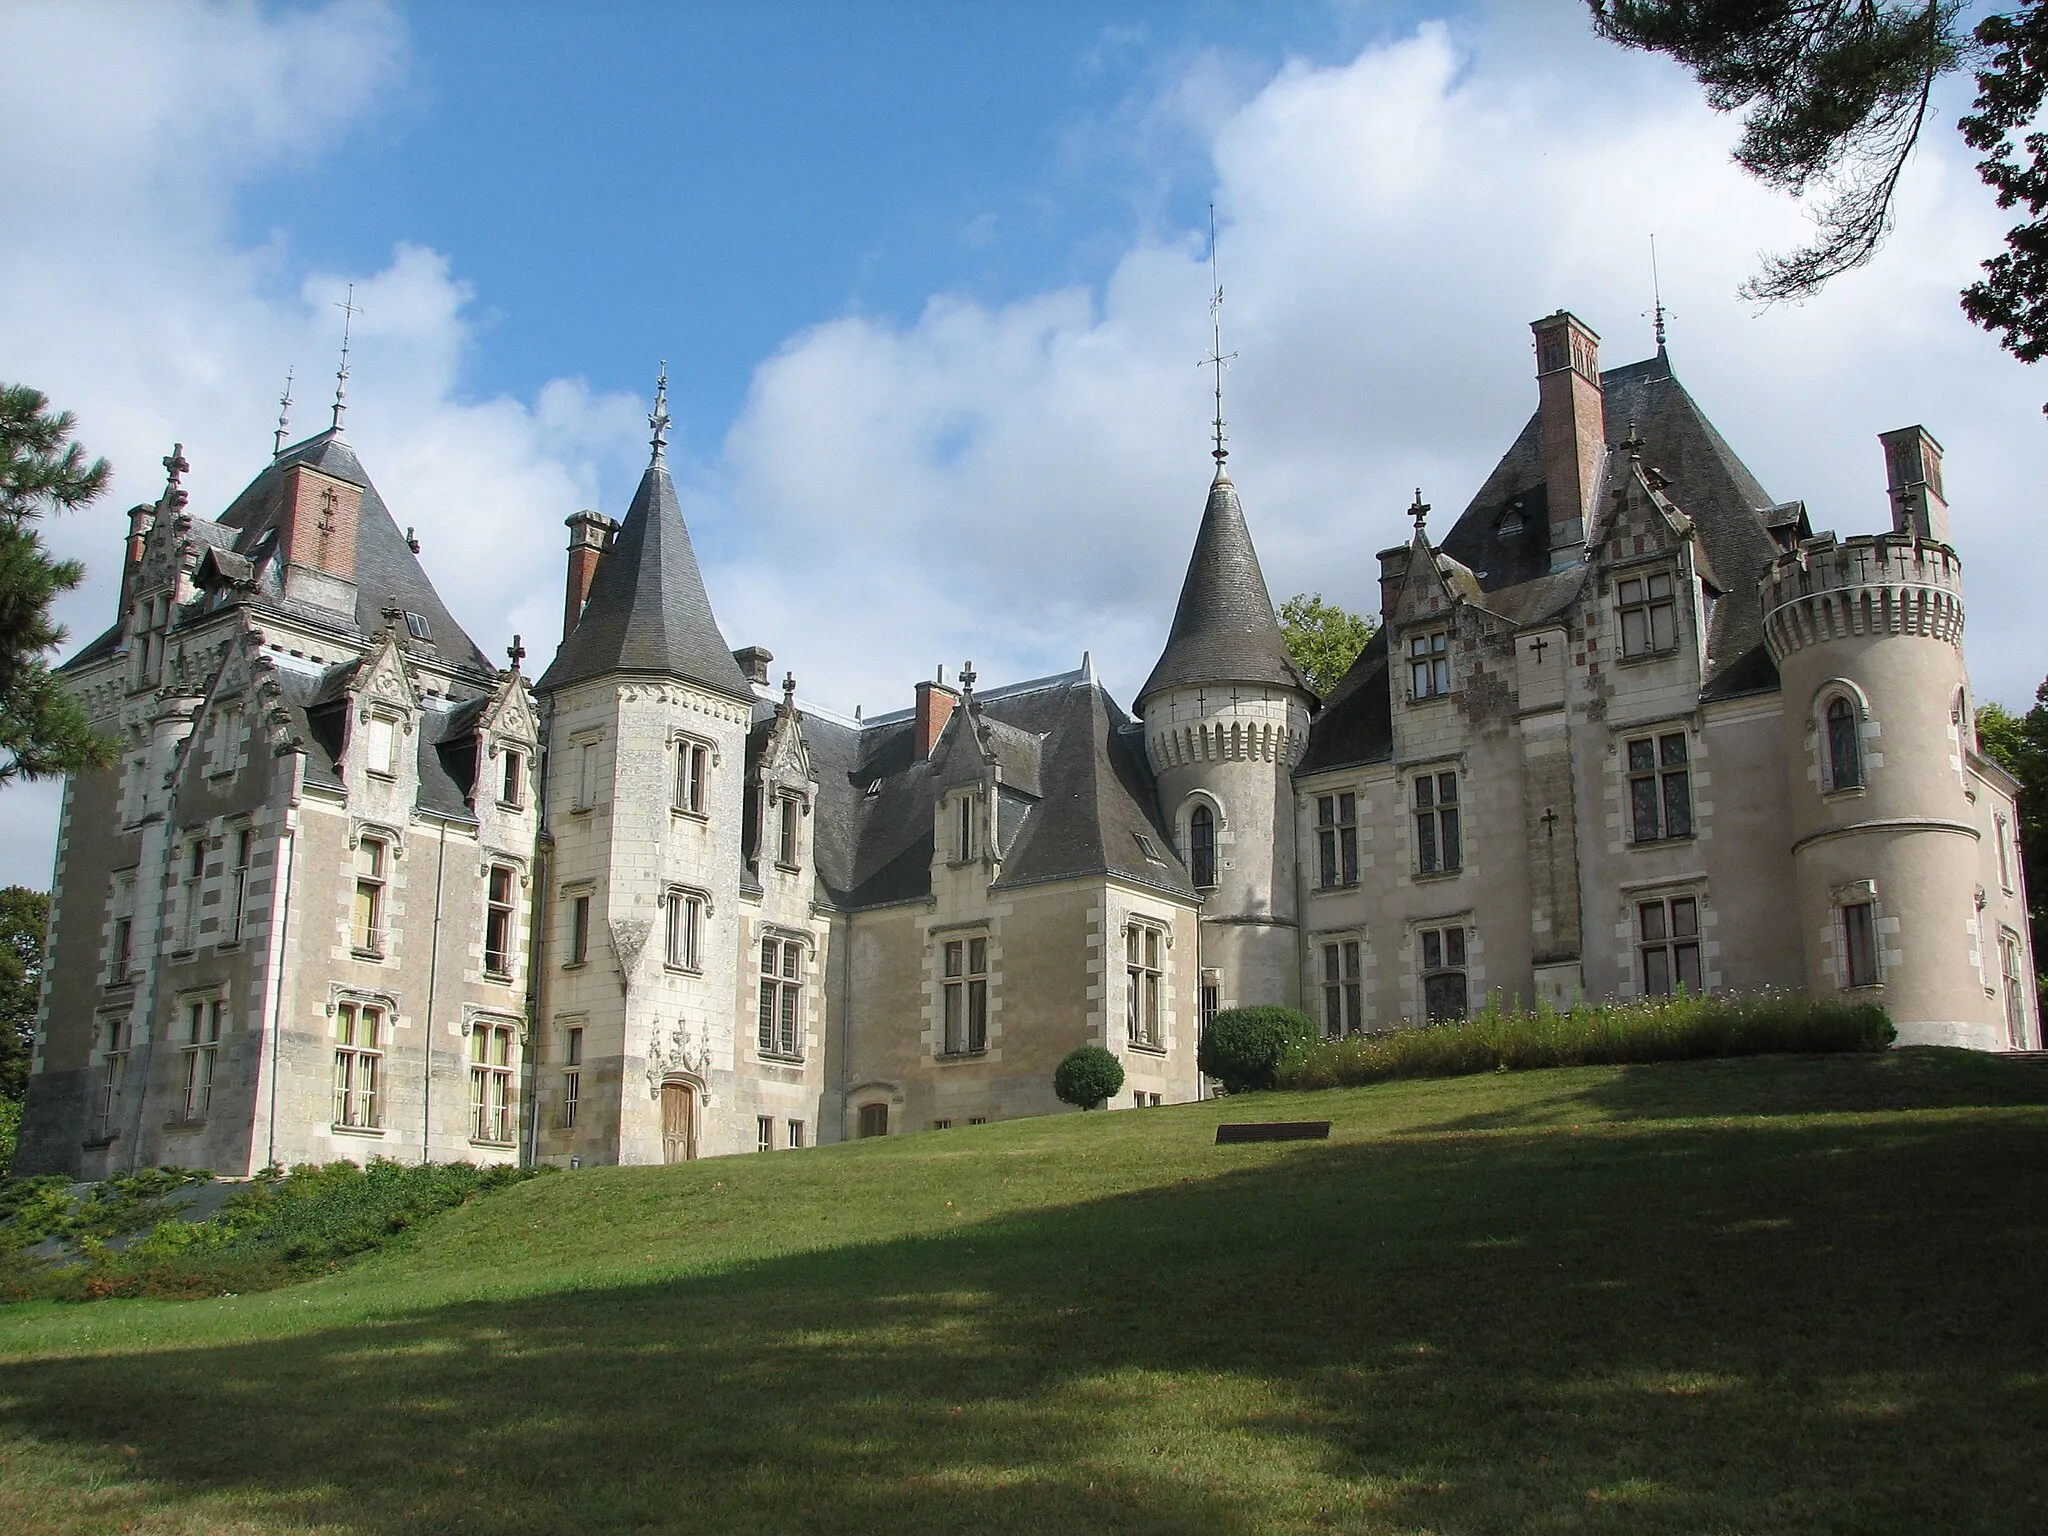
[1762,530,1991,1045]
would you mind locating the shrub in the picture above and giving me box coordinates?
[1198,1006,1319,1094]
[1053,1046,1125,1110]
[1276,992,1895,1090]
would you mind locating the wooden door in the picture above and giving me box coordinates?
[661,1082,695,1162]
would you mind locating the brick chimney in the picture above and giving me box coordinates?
[276,463,362,614]
[914,678,960,761]
[1377,543,1414,627]
[562,509,613,639]
[1530,311,1604,567]
[1879,425,1949,543]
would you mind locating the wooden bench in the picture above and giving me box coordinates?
[1215,1121,1331,1144]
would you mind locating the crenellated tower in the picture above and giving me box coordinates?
[1761,426,2027,1047]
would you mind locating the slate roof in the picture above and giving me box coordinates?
[798,668,1194,912]
[1139,468,1311,706]
[1301,350,1785,774]
[537,457,753,700]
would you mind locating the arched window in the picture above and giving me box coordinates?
[1189,803,1216,889]
[1826,696,1862,790]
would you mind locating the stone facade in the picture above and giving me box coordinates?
[12,306,2036,1177]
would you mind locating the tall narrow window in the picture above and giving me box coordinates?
[2003,932,2030,1048]
[353,837,386,955]
[1419,926,1468,1022]
[942,936,989,1054]
[1997,815,2015,892]
[758,937,803,1058]
[562,1025,583,1130]
[1409,630,1451,699]
[777,794,802,869]
[673,739,708,814]
[1617,572,1678,657]
[1200,976,1220,1032]
[364,715,396,777]
[484,865,516,978]
[1843,901,1880,988]
[1825,697,1862,790]
[1126,923,1163,1046]
[1637,896,1702,997]
[227,829,252,944]
[1189,803,1217,889]
[1413,771,1461,875]
[858,1102,888,1138]
[109,915,133,987]
[1627,733,1693,842]
[577,741,599,809]
[180,840,204,951]
[499,750,524,807]
[663,890,702,970]
[1322,940,1363,1036]
[469,1021,516,1143]
[956,795,975,862]
[568,893,591,966]
[333,1001,383,1128]
[95,1016,129,1135]
[1316,793,1359,888]
[788,1120,805,1149]
[180,998,223,1120]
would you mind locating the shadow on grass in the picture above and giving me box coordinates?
[3,1107,2047,1533]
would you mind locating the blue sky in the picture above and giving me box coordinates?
[1,0,2042,887]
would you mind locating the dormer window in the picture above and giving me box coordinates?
[499,749,525,808]
[1408,630,1451,699]
[403,612,432,642]
[776,793,802,871]
[364,714,397,777]
[1617,572,1678,657]
[956,795,976,862]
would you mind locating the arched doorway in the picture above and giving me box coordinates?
[661,1080,697,1163]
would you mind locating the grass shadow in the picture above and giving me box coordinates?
[3,1100,2047,1532]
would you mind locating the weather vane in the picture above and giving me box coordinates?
[1646,234,1671,353]
[1199,203,1236,470]
[649,360,671,464]
[273,367,295,458]
[331,284,359,433]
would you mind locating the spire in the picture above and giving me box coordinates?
[1648,234,1670,357]
[1138,468,1307,707]
[273,368,294,459]
[649,361,671,466]
[331,283,359,433]
[1201,203,1236,474]
[535,406,752,701]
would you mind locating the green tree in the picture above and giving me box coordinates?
[1589,2,2048,377]
[1277,592,1376,697]
[0,886,49,1102]
[1976,687,2047,969]
[1052,1045,1125,1111]
[0,385,118,783]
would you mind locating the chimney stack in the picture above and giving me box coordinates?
[732,646,774,693]
[1879,426,1949,544]
[275,462,362,615]
[914,677,960,761]
[1530,311,1604,568]
[562,509,613,639]
[1377,543,1414,627]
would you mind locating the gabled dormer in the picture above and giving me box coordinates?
[1589,454,1715,679]
[343,628,422,809]
[751,674,819,882]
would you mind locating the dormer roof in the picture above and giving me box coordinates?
[536,458,752,701]
[1138,468,1310,709]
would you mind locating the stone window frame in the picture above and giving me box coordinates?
[569,729,605,813]
[669,730,719,819]
[556,1014,587,1131]
[1405,626,1453,702]
[1317,931,1365,1038]
[1410,763,1463,879]
[495,743,528,810]
[560,882,595,969]
[773,788,808,873]
[327,987,398,1135]
[222,822,255,949]
[661,884,711,974]
[205,696,245,780]
[105,868,138,989]
[1621,723,1695,845]
[1630,885,1706,999]
[1614,566,1681,661]
[1996,812,2017,894]
[1179,789,1225,891]
[1313,788,1360,890]
[1410,912,1473,1024]
[1810,678,1877,799]
[756,927,810,1063]
[936,930,991,1058]
[357,705,404,781]
[1830,879,1884,992]
[347,821,405,961]
[2001,927,2034,1048]
[171,983,230,1125]
[1123,916,1171,1053]
[90,1009,133,1142]
[465,1011,522,1147]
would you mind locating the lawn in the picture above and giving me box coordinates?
[2,1048,2046,1534]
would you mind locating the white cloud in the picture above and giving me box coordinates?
[0,1,641,885]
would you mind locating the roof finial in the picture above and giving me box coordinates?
[1647,233,1670,355]
[507,634,526,674]
[1199,203,1237,474]
[1621,420,1646,459]
[649,360,671,466]
[960,659,977,694]
[1409,487,1430,537]
[331,283,359,433]
[273,368,294,458]
[162,443,190,510]
[782,670,797,709]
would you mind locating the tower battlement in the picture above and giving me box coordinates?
[1760,532,1964,661]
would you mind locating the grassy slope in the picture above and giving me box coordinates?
[2,1049,2046,1534]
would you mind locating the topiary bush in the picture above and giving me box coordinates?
[1198,1006,1319,1094]
[1053,1045,1125,1110]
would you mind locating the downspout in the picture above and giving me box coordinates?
[420,815,450,1163]
[838,904,854,1144]
[128,704,193,1172]
[523,692,554,1167]
[262,755,303,1169]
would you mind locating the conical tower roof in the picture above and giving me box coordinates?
[537,458,753,700]
[1138,467,1308,708]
